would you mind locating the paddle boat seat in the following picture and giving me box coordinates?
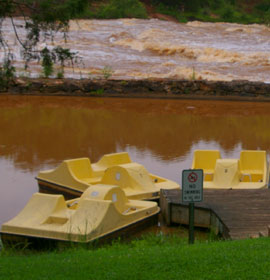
[36,152,132,196]
[100,162,178,200]
[239,150,266,183]
[191,150,221,181]
[65,153,131,184]
[191,150,268,189]
[92,152,132,173]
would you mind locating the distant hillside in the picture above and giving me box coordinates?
[140,0,270,23]
[84,0,270,24]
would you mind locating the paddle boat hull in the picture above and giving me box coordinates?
[36,152,179,200]
[191,150,269,189]
[1,184,159,248]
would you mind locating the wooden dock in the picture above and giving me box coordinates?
[160,189,270,240]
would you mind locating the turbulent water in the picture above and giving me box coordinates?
[2,18,270,82]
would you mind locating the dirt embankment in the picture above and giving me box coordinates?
[3,78,270,102]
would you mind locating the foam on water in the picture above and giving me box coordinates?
[1,18,270,81]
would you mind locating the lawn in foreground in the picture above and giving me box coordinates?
[1,235,270,279]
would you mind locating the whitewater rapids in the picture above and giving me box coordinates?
[2,18,270,82]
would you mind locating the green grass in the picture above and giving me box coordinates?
[1,235,270,279]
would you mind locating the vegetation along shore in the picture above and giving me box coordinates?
[2,78,270,102]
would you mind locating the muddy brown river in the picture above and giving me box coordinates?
[2,18,270,239]
[2,18,270,82]
[1,95,270,228]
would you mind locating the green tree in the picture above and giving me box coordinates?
[182,0,201,12]
[98,0,147,19]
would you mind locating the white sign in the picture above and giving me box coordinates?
[182,169,203,202]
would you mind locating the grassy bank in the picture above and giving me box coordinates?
[1,235,270,279]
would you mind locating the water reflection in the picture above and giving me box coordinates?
[1,95,270,225]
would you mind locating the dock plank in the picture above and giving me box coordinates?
[160,189,270,239]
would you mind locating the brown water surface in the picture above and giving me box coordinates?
[2,18,270,82]
[1,96,270,230]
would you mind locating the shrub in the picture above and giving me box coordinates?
[153,2,188,22]
[97,0,148,19]
[41,48,54,78]
[256,0,270,12]
[102,65,114,79]
[221,6,234,21]
[0,58,16,89]
[56,70,64,79]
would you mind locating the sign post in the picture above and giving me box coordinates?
[182,169,203,244]
[188,201,195,244]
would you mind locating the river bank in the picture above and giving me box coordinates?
[3,78,270,102]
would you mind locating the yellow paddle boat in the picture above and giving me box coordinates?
[191,150,269,189]
[36,152,179,200]
[1,184,159,247]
